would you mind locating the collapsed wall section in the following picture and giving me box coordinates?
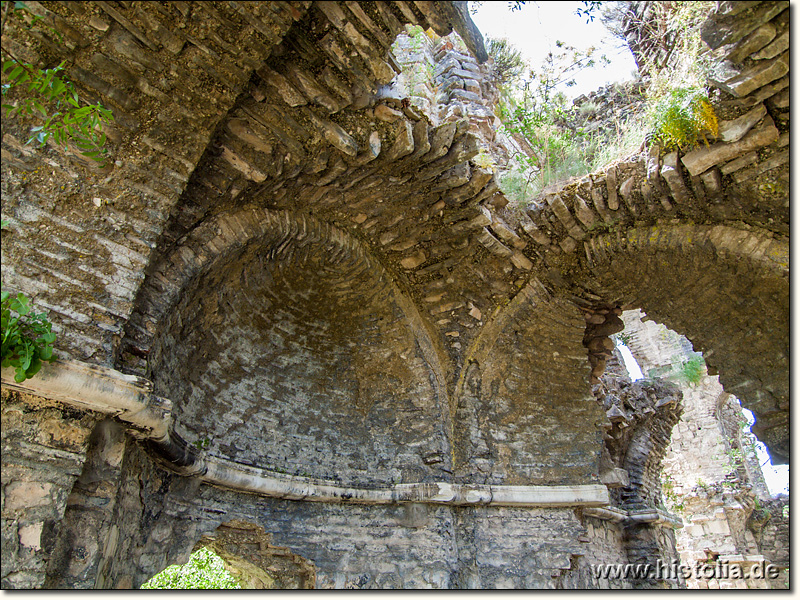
[621,310,788,589]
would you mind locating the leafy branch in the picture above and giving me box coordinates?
[1,0,114,163]
[1,219,57,383]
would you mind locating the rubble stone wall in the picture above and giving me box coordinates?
[1,390,100,588]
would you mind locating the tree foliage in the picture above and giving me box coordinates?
[0,0,113,163]
[140,547,242,590]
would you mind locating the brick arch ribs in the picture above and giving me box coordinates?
[128,207,453,488]
[452,279,607,486]
[576,223,788,463]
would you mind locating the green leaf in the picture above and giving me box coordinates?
[27,356,42,377]
[8,65,24,80]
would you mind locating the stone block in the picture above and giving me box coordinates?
[718,103,767,143]
[752,29,789,60]
[4,482,54,511]
[18,522,43,551]
[725,22,777,64]
[681,116,779,175]
[704,519,731,536]
[715,52,788,98]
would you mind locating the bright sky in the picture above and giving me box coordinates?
[469,1,638,99]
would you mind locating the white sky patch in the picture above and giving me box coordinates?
[469,1,639,99]
[741,408,789,497]
[616,340,644,381]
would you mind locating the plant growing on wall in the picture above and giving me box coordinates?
[1,0,114,163]
[645,86,718,151]
[1,217,57,383]
[672,353,705,386]
[1,285,56,383]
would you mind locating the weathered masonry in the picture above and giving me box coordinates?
[1,1,788,589]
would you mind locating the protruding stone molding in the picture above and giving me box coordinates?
[583,507,683,529]
[203,456,610,507]
[1,359,171,444]
[626,509,684,529]
[0,358,609,508]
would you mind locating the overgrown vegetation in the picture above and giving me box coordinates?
[1,0,114,163]
[646,352,706,387]
[661,472,685,513]
[488,1,718,209]
[672,353,705,386]
[603,1,719,152]
[141,547,242,589]
[646,86,718,150]
[1,219,57,382]
[489,33,610,206]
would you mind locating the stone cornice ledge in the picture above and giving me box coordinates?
[203,457,610,507]
[1,359,171,443]
[2,359,609,507]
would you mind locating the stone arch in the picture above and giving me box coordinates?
[194,520,316,589]
[577,223,788,462]
[128,208,453,487]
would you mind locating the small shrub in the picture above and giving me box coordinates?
[577,101,599,116]
[646,86,718,151]
[487,36,526,87]
[472,149,494,171]
[1,287,56,382]
[672,353,705,386]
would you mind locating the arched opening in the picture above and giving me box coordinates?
[141,546,241,589]
[613,309,788,589]
[580,224,789,464]
[141,521,315,589]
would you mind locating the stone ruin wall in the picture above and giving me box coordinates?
[620,310,788,589]
[1,0,789,590]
